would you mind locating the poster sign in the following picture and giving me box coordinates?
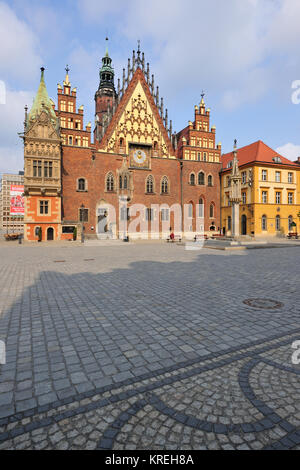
[10,185,24,215]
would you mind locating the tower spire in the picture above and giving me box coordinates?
[64,65,70,85]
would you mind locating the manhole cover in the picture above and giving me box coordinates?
[243,298,283,309]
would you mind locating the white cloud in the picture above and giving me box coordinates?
[276,143,300,162]
[76,0,300,111]
[0,89,34,173]
[0,2,42,83]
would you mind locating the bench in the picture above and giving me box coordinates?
[212,234,226,240]
[194,234,208,241]
[287,232,298,239]
[167,236,182,243]
[5,233,22,241]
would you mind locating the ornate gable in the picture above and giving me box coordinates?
[99,68,175,159]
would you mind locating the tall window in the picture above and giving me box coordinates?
[40,200,49,215]
[203,153,207,161]
[33,160,42,177]
[68,136,73,146]
[145,208,154,221]
[262,191,268,204]
[197,153,201,161]
[199,198,204,217]
[106,173,114,192]
[275,171,281,183]
[208,175,213,187]
[242,192,246,204]
[288,192,293,204]
[276,215,281,231]
[275,192,281,204]
[188,203,193,218]
[161,208,169,221]
[60,101,66,111]
[79,208,89,222]
[288,172,293,183]
[262,170,267,181]
[123,175,128,189]
[262,215,267,231]
[146,175,154,194]
[78,178,86,191]
[190,173,195,185]
[198,172,205,185]
[228,216,232,231]
[68,102,74,113]
[242,172,246,184]
[161,176,169,194]
[210,204,214,218]
[44,161,53,178]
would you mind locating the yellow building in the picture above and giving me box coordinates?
[220,141,300,237]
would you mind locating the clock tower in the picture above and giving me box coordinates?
[94,40,117,142]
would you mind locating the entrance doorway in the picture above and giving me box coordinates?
[47,227,54,241]
[241,215,247,235]
[97,208,108,236]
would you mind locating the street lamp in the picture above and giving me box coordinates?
[80,203,85,243]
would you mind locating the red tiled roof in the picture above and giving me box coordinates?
[221,140,298,170]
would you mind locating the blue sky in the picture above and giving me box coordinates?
[1,0,300,174]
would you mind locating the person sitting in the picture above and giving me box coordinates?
[170,231,175,242]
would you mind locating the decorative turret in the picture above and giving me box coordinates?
[27,67,58,130]
[94,38,117,142]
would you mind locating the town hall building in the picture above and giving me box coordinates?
[22,43,221,241]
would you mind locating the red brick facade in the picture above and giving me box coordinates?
[24,50,222,240]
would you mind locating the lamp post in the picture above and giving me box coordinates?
[80,203,85,243]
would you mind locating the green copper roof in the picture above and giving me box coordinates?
[27,68,58,128]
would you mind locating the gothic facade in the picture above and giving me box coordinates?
[22,45,221,241]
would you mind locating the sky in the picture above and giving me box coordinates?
[1,0,300,174]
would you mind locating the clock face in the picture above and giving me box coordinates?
[133,149,147,165]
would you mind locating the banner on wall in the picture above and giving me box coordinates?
[10,185,24,215]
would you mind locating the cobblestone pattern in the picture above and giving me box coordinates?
[0,332,299,450]
[0,244,299,449]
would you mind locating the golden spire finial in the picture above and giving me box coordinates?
[64,64,70,86]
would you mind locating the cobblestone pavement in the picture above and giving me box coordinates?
[0,242,299,450]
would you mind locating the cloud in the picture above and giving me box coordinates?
[276,143,300,162]
[0,2,42,83]
[0,89,34,173]
[76,0,300,111]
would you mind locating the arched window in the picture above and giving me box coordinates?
[161,176,169,194]
[262,215,267,231]
[188,203,193,218]
[199,198,204,217]
[198,172,205,185]
[146,175,154,194]
[209,204,214,218]
[288,215,293,231]
[78,178,86,191]
[276,215,281,231]
[208,175,213,187]
[106,173,114,192]
[119,137,124,147]
[190,173,195,185]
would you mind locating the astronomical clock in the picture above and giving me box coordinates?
[129,144,151,169]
